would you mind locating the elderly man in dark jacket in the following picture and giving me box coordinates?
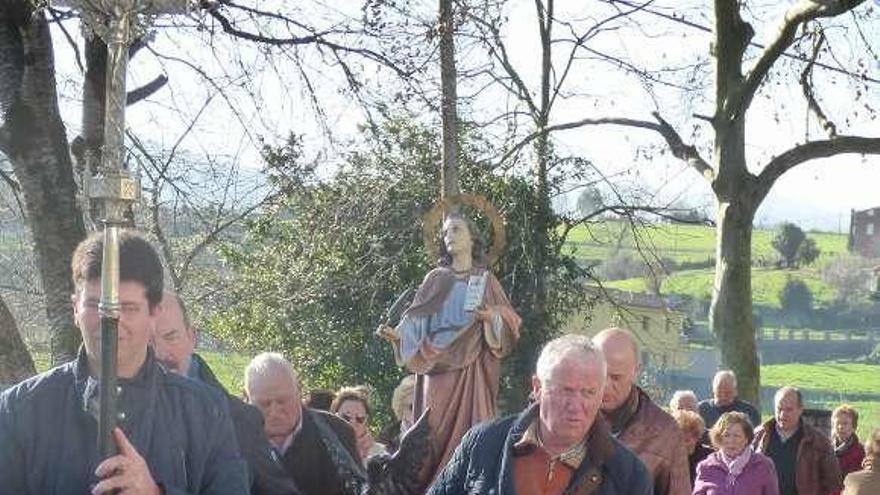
[428,334,652,495]
[245,353,364,495]
[698,370,761,430]
[153,291,300,495]
[0,231,248,495]
[753,387,843,495]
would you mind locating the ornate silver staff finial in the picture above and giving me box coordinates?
[49,0,194,459]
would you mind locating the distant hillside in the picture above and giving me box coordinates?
[566,220,848,265]
[566,220,850,309]
[606,267,837,309]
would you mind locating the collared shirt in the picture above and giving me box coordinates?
[513,416,587,469]
[778,424,800,443]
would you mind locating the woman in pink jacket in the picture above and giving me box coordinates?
[693,412,779,495]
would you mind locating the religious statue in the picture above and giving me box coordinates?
[378,211,521,489]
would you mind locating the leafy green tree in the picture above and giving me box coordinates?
[208,117,589,421]
[772,223,806,269]
[780,278,813,328]
[796,238,821,267]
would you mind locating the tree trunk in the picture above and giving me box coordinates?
[0,8,86,365]
[709,197,760,406]
[438,0,459,199]
[0,294,35,385]
[708,109,761,406]
[532,0,554,334]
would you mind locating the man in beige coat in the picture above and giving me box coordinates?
[592,328,691,495]
[843,429,880,495]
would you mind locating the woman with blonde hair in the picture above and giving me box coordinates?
[842,429,880,495]
[693,411,779,495]
[673,409,714,485]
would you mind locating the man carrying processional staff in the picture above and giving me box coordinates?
[377,195,522,490]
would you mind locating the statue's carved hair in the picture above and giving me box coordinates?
[437,213,488,268]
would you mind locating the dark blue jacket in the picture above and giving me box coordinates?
[0,349,249,495]
[428,404,653,495]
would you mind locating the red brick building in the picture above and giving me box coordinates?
[849,207,880,258]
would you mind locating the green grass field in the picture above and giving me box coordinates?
[761,361,880,439]
[606,266,838,308]
[566,220,848,265]
[200,350,251,396]
[762,362,880,396]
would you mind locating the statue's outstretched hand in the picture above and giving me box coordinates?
[375,324,399,342]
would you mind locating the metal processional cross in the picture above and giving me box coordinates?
[50,0,192,459]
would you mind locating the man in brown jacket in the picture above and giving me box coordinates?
[593,328,691,495]
[753,387,843,495]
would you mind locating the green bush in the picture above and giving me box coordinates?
[207,118,590,422]
[780,278,814,328]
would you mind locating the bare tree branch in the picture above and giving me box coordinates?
[467,9,540,117]
[126,74,168,105]
[176,197,270,288]
[756,135,880,200]
[202,1,411,78]
[799,31,837,139]
[738,0,868,117]
[499,112,714,181]
[0,167,19,192]
[46,7,83,73]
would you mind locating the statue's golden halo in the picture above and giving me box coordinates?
[422,194,506,267]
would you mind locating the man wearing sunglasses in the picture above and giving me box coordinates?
[330,387,388,463]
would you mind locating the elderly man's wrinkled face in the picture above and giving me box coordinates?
[533,356,605,451]
[775,391,803,435]
[714,377,737,406]
[247,371,302,445]
[673,395,698,413]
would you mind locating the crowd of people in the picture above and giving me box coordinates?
[669,375,879,495]
[0,230,879,495]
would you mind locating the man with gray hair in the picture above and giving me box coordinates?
[429,334,652,495]
[668,390,699,413]
[244,353,362,495]
[753,386,842,495]
[697,370,760,429]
